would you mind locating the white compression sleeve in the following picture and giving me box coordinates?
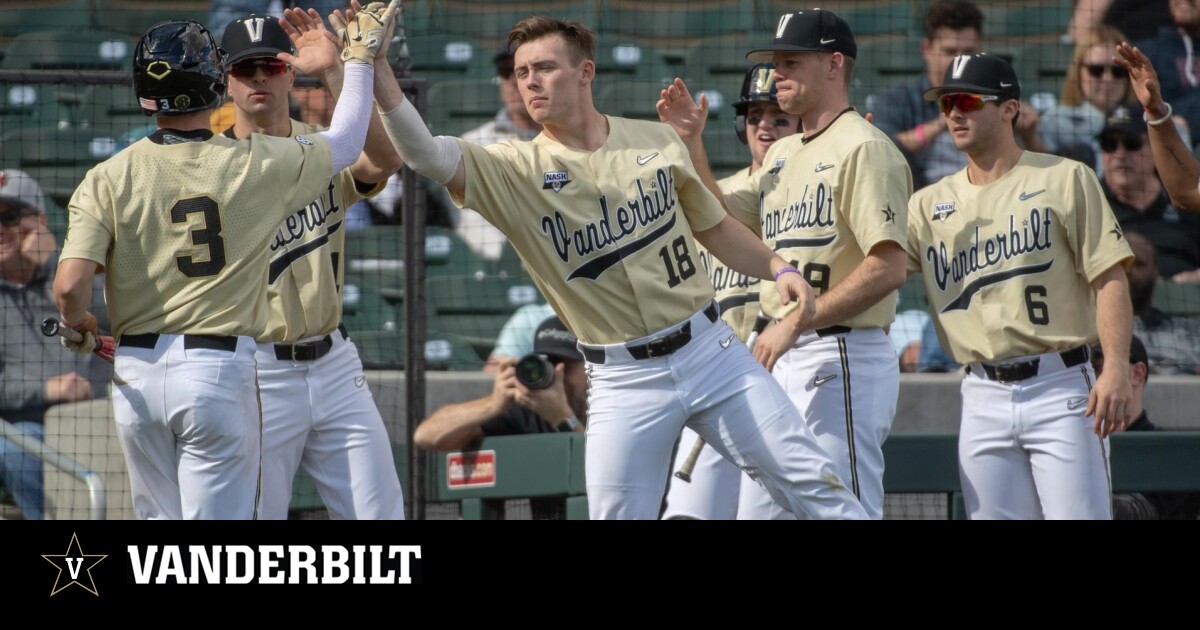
[379,98,462,185]
[316,61,374,174]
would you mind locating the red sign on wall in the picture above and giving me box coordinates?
[446,450,496,489]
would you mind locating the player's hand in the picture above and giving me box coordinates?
[331,0,399,64]
[773,270,815,324]
[1116,42,1165,114]
[60,329,97,354]
[656,78,708,141]
[514,363,574,422]
[1086,360,1133,438]
[1172,268,1200,283]
[45,372,93,403]
[278,7,342,77]
[1015,100,1041,140]
[752,320,801,373]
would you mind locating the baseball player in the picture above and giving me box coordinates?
[371,12,866,519]
[51,7,397,519]
[661,62,801,520]
[908,53,1134,519]
[222,9,405,520]
[659,9,914,519]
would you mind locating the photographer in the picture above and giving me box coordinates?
[414,316,587,452]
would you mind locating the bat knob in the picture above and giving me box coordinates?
[40,317,60,337]
[673,472,691,483]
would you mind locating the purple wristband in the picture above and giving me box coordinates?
[773,266,800,281]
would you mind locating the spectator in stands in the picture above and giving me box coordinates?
[1068,0,1172,44]
[1040,27,1132,172]
[415,315,586,451]
[1099,104,1200,279]
[208,1,346,40]
[1134,0,1200,148]
[484,302,556,373]
[1093,334,1200,519]
[1125,230,1200,374]
[0,170,110,520]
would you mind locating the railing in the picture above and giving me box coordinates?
[0,419,106,520]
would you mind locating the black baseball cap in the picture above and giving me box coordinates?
[747,9,857,62]
[1099,103,1147,138]
[533,316,583,362]
[923,53,1020,102]
[221,15,294,67]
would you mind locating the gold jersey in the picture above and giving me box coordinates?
[695,166,760,342]
[255,120,383,343]
[451,116,728,345]
[906,151,1133,363]
[724,110,913,327]
[60,129,333,339]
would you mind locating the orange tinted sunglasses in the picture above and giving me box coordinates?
[938,93,999,116]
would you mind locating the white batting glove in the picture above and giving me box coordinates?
[333,0,399,64]
[61,330,98,355]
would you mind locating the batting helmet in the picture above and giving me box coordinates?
[734,63,778,145]
[133,20,226,116]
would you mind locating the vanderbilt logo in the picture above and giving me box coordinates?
[927,208,1055,311]
[760,182,836,241]
[43,533,107,596]
[543,170,571,192]
[541,167,677,280]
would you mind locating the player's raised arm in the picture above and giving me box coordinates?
[281,5,402,183]
[1116,41,1200,211]
[658,78,728,207]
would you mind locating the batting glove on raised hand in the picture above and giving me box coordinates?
[331,0,399,64]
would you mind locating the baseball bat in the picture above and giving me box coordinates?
[41,317,116,365]
[674,436,706,482]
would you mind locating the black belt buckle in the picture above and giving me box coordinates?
[987,359,1039,383]
[277,334,333,362]
[629,322,692,360]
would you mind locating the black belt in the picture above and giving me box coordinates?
[274,323,348,362]
[582,303,718,364]
[120,333,239,353]
[762,318,852,338]
[978,346,1090,383]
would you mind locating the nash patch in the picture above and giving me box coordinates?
[294,135,315,146]
[543,170,571,192]
[933,202,956,222]
[768,157,786,176]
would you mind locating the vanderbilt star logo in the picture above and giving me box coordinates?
[881,205,896,224]
[43,533,107,596]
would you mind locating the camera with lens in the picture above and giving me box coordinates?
[515,353,556,390]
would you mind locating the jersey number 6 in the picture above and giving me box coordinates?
[171,196,227,278]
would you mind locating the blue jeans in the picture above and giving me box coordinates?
[0,420,45,520]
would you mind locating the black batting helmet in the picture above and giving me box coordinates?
[133,20,226,116]
[734,63,778,144]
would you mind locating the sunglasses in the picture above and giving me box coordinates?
[1099,133,1145,153]
[938,92,999,116]
[0,207,33,227]
[1083,64,1128,80]
[229,58,290,78]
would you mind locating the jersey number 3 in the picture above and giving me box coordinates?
[171,197,227,278]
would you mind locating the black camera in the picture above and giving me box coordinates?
[515,353,556,390]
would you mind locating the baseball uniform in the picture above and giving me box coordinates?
[661,167,760,520]
[451,116,865,520]
[62,126,335,520]
[723,110,914,519]
[230,119,405,521]
[908,151,1133,519]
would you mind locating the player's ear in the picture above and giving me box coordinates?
[580,58,595,84]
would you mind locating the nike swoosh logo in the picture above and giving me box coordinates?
[815,163,834,172]
[1000,82,1013,88]
[1019,189,1046,201]
[719,334,735,349]
[820,38,836,44]
[1067,397,1088,410]
[813,374,838,387]
[354,376,366,388]
[636,152,659,165]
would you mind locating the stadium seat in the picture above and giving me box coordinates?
[76,83,152,141]
[0,1,93,39]
[352,330,485,370]
[0,84,77,134]
[0,29,134,71]
[979,1,1072,42]
[1152,282,1200,317]
[391,32,484,85]
[593,38,676,84]
[595,80,673,121]
[93,1,212,38]
[758,0,916,38]
[425,77,501,137]
[1012,40,1074,100]
[702,124,751,179]
[342,284,402,335]
[428,273,543,359]
[599,0,757,57]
